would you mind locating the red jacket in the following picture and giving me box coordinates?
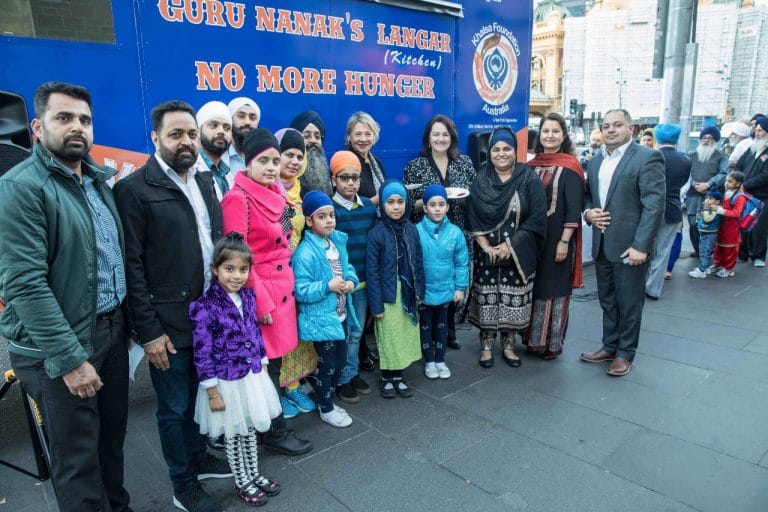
[717,190,747,246]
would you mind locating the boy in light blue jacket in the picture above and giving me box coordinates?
[292,192,359,428]
[416,185,470,379]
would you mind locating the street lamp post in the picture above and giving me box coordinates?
[616,72,628,110]
[607,55,627,110]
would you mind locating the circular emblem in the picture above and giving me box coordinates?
[473,32,518,106]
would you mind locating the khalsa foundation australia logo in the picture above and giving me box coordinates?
[471,24,520,111]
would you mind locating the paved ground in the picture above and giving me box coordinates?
[2,253,768,512]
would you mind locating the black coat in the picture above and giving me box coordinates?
[738,147,768,200]
[114,155,223,347]
[658,146,691,224]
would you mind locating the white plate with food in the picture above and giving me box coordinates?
[445,186,470,199]
[405,183,422,191]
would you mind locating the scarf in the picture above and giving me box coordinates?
[280,155,307,206]
[201,151,231,195]
[528,152,586,288]
[467,162,536,235]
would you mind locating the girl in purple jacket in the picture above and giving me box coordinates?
[190,233,282,506]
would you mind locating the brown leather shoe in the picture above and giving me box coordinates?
[580,349,615,363]
[607,357,632,376]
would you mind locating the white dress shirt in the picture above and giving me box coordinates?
[598,139,633,207]
[155,154,214,289]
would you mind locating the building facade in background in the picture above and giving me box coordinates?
[533,0,768,133]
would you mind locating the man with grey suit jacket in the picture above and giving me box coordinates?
[580,109,666,376]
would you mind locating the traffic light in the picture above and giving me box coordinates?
[569,99,577,115]
[576,110,584,127]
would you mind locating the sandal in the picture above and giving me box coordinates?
[393,379,413,398]
[235,484,269,506]
[250,474,281,496]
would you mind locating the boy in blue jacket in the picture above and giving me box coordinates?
[416,185,470,379]
[292,192,359,428]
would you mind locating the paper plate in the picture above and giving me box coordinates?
[445,187,470,199]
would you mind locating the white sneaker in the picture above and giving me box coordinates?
[424,362,439,379]
[435,363,451,379]
[319,406,352,428]
[706,265,721,275]
[716,268,734,278]
[688,268,708,279]
[754,259,766,268]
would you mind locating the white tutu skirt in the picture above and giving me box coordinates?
[194,370,282,438]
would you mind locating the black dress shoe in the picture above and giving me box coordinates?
[447,338,461,350]
[502,352,522,368]
[645,293,659,301]
[263,430,312,456]
[478,354,494,368]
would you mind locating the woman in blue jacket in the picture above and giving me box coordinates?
[416,185,470,380]
[367,180,426,398]
[292,192,359,428]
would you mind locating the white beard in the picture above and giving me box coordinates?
[751,136,768,157]
[696,144,716,162]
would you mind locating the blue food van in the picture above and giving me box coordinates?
[0,0,533,176]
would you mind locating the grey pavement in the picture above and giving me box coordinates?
[2,254,768,511]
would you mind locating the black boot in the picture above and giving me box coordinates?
[262,416,312,456]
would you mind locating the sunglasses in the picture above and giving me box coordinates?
[336,174,360,182]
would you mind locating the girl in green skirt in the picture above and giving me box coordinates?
[366,180,425,398]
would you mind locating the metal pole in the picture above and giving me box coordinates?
[660,0,695,124]
[678,42,698,153]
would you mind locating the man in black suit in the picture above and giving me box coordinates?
[580,109,665,376]
[645,123,691,299]
[114,101,230,512]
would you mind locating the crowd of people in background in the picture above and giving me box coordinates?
[1,79,768,512]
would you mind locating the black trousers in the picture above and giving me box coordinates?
[311,340,347,413]
[687,214,700,254]
[594,244,648,362]
[739,209,768,261]
[265,357,289,435]
[11,310,130,512]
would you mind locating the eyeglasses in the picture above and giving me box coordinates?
[336,174,360,182]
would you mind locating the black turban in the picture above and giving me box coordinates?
[290,111,326,140]
[243,128,280,165]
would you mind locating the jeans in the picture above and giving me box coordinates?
[339,288,367,385]
[646,222,678,298]
[419,302,450,363]
[11,310,130,512]
[311,340,347,413]
[698,233,717,271]
[149,347,207,494]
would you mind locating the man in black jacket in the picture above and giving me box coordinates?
[114,100,229,512]
[645,123,690,299]
[737,116,768,266]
